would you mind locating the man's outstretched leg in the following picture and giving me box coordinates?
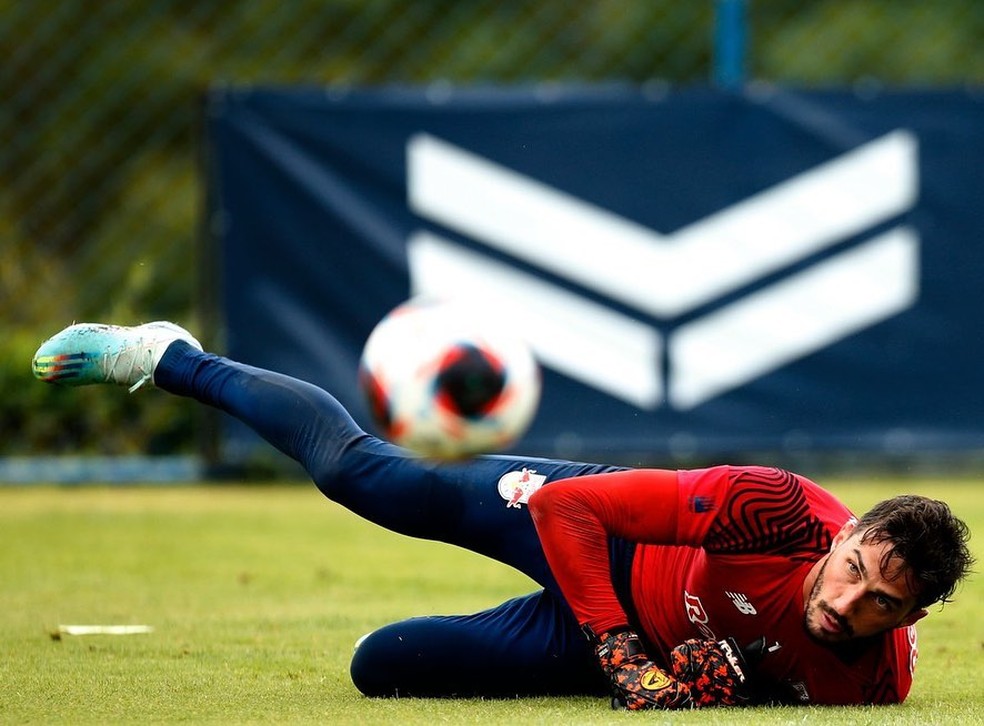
[33,321,358,473]
[32,321,618,588]
[33,321,618,698]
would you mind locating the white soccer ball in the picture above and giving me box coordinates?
[358,297,541,459]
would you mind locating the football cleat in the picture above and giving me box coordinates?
[33,321,202,392]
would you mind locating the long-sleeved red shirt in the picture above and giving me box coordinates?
[528,465,915,705]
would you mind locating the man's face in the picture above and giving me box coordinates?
[803,522,927,644]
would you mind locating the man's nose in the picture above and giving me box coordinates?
[830,584,864,616]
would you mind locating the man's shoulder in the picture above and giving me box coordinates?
[700,467,850,559]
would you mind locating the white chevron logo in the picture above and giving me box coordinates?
[405,132,919,409]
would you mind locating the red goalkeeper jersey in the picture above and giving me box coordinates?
[530,465,917,705]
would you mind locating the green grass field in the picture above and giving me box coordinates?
[1,477,981,724]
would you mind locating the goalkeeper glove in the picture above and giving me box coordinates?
[588,627,692,711]
[668,637,754,707]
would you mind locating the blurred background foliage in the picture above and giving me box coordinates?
[1,0,981,456]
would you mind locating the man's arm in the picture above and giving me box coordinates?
[528,468,680,634]
[528,469,695,709]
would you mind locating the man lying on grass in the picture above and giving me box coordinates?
[33,321,974,709]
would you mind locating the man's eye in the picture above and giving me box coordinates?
[848,561,859,576]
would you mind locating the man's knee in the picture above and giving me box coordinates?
[349,618,481,698]
[349,626,409,697]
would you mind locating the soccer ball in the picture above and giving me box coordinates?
[358,297,541,459]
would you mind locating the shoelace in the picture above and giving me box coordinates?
[100,344,154,393]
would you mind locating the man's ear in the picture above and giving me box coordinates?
[899,608,928,628]
[831,519,858,550]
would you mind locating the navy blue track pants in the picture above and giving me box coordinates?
[156,342,620,697]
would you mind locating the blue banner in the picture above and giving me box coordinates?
[205,86,984,463]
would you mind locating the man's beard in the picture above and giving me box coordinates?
[803,556,854,643]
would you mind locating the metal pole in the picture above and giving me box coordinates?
[714,0,747,89]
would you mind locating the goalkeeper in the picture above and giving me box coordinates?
[32,322,973,709]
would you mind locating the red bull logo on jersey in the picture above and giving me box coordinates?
[497,468,546,509]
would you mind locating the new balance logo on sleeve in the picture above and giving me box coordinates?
[725,591,758,615]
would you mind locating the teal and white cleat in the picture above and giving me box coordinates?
[33,321,203,392]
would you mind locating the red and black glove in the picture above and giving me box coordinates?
[669,637,753,707]
[589,628,693,711]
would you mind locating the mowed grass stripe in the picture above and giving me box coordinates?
[0,479,981,724]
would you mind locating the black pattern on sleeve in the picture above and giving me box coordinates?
[702,467,833,560]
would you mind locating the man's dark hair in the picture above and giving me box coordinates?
[856,495,973,610]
